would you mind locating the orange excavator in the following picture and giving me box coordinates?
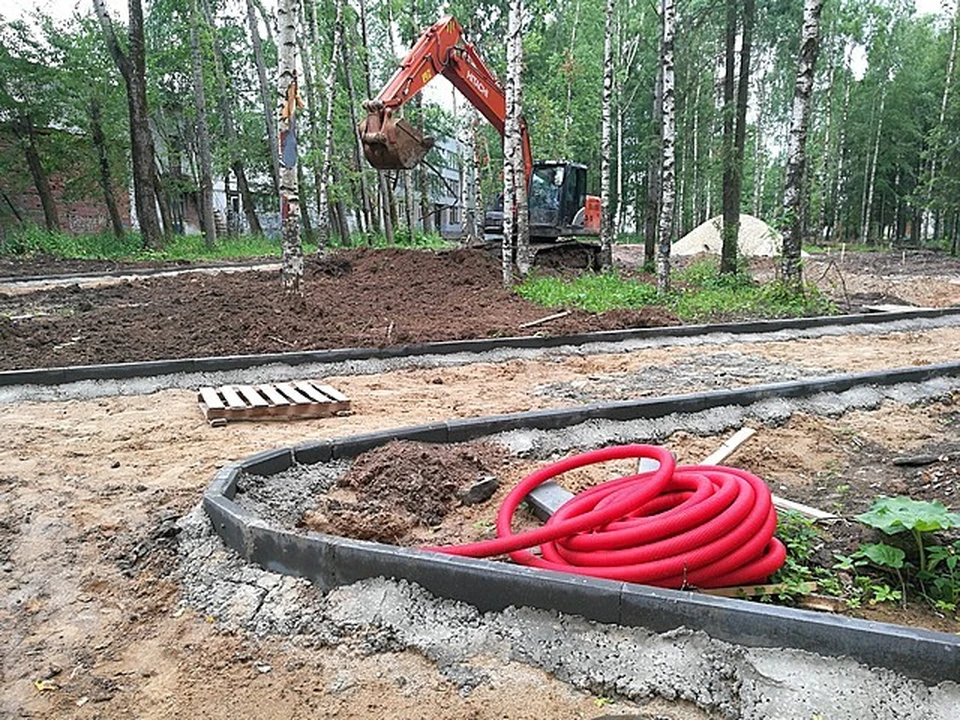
[359,15,601,265]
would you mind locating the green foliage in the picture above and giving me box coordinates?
[855,542,905,570]
[1,226,292,261]
[857,497,960,537]
[517,272,658,313]
[517,261,836,322]
[854,496,960,612]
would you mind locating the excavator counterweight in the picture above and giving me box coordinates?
[359,101,435,170]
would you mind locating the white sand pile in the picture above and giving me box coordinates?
[673,214,784,257]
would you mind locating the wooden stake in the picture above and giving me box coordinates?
[519,310,571,329]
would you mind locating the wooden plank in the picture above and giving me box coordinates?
[236,385,269,408]
[220,385,248,410]
[257,384,290,407]
[313,383,349,404]
[702,427,757,465]
[293,380,330,403]
[772,495,837,521]
[198,386,225,410]
[274,382,312,405]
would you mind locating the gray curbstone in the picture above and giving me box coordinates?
[292,440,333,465]
[238,448,293,476]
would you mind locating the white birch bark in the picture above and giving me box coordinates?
[512,1,531,275]
[780,0,824,287]
[278,0,303,295]
[502,0,520,287]
[317,0,344,252]
[926,0,959,242]
[860,90,885,247]
[246,0,280,198]
[599,0,615,269]
[656,0,676,293]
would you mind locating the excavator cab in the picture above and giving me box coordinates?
[484,161,597,241]
[359,101,435,170]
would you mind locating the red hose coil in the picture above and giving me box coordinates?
[426,444,786,589]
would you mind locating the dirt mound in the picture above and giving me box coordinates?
[301,440,509,543]
[0,248,681,371]
[673,214,784,257]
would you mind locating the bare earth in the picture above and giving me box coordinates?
[1,248,959,718]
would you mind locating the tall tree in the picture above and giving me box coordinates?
[317,0,345,252]
[720,0,755,274]
[201,0,263,236]
[278,0,304,295]
[17,115,61,232]
[780,0,824,288]
[188,0,216,248]
[599,0,615,270]
[246,0,280,198]
[89,98,125,239]
[657,0,676,293]
[93,0,164,248]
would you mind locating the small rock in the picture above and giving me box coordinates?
[1,561,13,573]
[255,663,272,674]
[110,460,120,469]
[460,475,499,505]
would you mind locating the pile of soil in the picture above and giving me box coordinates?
[301,440,511,543]
[0,248,680,371]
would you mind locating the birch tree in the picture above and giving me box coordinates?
[317,0,344,252]
[780,0,824,288]
[502,0,523,286]
[246,0,280,198]
[656,0,676,293]
[277,0,303,295]
[599,0,615,270]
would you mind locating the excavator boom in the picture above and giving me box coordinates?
[359,16,532,180]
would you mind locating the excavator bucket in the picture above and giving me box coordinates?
[359,106,435,170]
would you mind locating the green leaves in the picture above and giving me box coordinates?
[855,542,905,570]
[856,496,960,536]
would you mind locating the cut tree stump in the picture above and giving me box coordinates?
[198,380,351,425]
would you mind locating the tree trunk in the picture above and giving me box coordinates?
[246,0,281,199]
[19,116,61,233]
[860,90,885,247]
[644,63,663,266]
[93,0,163,248]
[726,0,754,272]
[89,99,125,239]
[502,0,520,286]
[512,5,530,275]
[340,35,374,236]
[657,0,676,294]
[720,0,738,273]
[317,0,345,252]
[752,78,765,217]
[926,0,959,245]
[780,0,824,288]
[826,72,851,245]
[297,9,325,242]
[561,0,581,154]
[189,0,217,248]
[278,0,304,295]
[201,0,262,235]
[599,0,615,269]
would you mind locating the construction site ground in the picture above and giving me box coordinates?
[2,246,960,718]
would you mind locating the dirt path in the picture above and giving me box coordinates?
[3,319,960,717]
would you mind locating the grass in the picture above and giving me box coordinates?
[0,226,451,262]
[517,258,836,322]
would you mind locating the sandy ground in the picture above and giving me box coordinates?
[3,314,960,718]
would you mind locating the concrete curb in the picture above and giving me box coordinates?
[204,362,960,685]
[3,306,959,387]
[0,258,278,285]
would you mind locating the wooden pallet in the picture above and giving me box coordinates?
[198,380,350,425]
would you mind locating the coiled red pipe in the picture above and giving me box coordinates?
[426,444,786,589]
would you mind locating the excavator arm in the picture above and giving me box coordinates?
[359,16,533,181]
